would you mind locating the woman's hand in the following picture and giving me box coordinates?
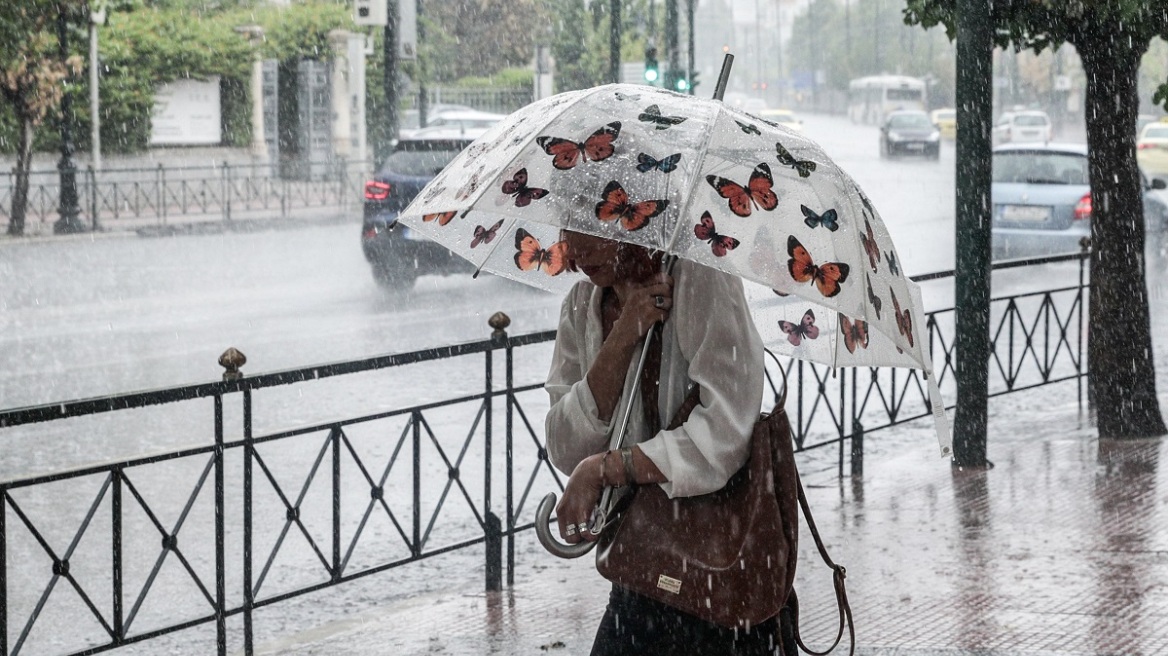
[611,273,674,343]
[555,453,605,544]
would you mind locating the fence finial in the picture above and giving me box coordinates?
[488,312,511,341]
[219,347,247,381]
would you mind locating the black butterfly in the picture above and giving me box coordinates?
[776,142,816,178]
[886,250,900,276]
[636,152,682,173]
[736,120,761,135]
[801,205,840,231]
[638,104,687,130]
[865,274,883,320]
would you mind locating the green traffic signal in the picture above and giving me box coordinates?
[675,77,689,91]
[644,45,659,84]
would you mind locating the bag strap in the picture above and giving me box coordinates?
[791,476,855,656]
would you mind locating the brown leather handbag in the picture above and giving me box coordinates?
[595,343,853,653]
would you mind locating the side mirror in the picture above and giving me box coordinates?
[1153,178,1167,190]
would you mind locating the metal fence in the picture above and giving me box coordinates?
[416,87,534,115]
[0,159,372,232]
[0,252,1088,656]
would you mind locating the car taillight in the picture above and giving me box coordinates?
[365,181,391,200]
[362,226,379,240]
[1074,193,1092,221]
[1139,143,1153,150]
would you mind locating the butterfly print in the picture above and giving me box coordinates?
[638,104,687,130]
[801,205,840,232]
[839,315,870,353]
[456,169,483,201]
[787,236,850,298]
[594,181,669,231]
[501,168,549,207]
[693,211,740,257]
[706,163,778,217]
[890,288,914,348]
[636,152,682,173]
[513,229,568,276]
[866,274,883,320]
[470,219,504,248]
[778,309,820,347]
[775,142,816,178]
[860,218,881,272]
[422,211,457,226]
[736,120,761,135]
[536,122,621,170]
[421,183,447,203]
[885,250,900,276]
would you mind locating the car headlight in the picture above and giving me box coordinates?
[888,132,903,141]
[928,133,940,141]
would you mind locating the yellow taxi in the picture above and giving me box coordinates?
[759,108,804,132]
[930,108,957,140]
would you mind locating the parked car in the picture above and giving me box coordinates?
[930,108,957,140]
[878,110,941,159]
[361,134,479,288]
[398,104,473,139]
[992,110,1052,145]
[759,108,805,132]
[1137,121,1168,177]
[991,143,1168,258]
[412,110,506,137]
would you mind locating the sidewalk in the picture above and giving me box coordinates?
[256,396,1168,655]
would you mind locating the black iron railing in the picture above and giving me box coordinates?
[0,252,1088,656]
[0,159,371,232]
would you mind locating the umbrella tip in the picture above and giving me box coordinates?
[713,54,734,101]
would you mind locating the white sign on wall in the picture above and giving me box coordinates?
[150,77,222,146]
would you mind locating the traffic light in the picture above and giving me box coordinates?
[644,45,659,84]
[674,75,689,92]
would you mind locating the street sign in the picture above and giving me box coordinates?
[398,0,417,60]
[353,0,387,27]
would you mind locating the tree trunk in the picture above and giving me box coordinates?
[8,111,34,237]
[1079,35,1167,438]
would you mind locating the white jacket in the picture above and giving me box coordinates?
[544,259,764,498]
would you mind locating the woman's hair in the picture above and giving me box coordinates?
[560,229,660,277]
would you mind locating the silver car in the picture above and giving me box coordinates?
[992,143,1168,258]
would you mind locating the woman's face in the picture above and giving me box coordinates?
[562,231,644,288]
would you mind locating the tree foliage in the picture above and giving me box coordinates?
[904,0,1168,438]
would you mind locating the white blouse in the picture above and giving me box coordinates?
[544,259,765,498]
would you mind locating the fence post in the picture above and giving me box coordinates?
[1,486,7,655]
[156,164,164,226]
[88,166,99,231]
[851,420,864,478]
[112,468,124,642]
[486,312,510,592]
[214,394,227,656]
[222,162,231,223]
[1078,237,1090,415]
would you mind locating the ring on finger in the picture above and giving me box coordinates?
[566,524,577,537]
[653,295,667,309]
[576,523,589,535]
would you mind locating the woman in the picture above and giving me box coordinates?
[544,230,773,654]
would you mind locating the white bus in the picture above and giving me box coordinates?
[847,75,928,125]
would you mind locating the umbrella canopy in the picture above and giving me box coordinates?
[399,83,950,455]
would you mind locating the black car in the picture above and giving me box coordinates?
[361,134,477,287]
[879,110,941,160]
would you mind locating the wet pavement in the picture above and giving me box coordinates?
[255,402,1168,655]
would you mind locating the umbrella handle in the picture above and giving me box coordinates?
[534,492,596,559]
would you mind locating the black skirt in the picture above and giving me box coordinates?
[589,585,791,656]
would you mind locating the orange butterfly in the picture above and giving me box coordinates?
[890,288,914,348]
[860,218,881,272]
[423,211,457,226]
[706,163,778,217]
[840,315,869,353]
[514,229,568,276]
[594,181,669,231]
[536,122,621,170]
[787,236,850,298]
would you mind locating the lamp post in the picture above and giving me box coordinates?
[89,2,106,172]
[54,1,86,235]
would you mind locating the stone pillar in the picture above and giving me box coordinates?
[329,29,353,160]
